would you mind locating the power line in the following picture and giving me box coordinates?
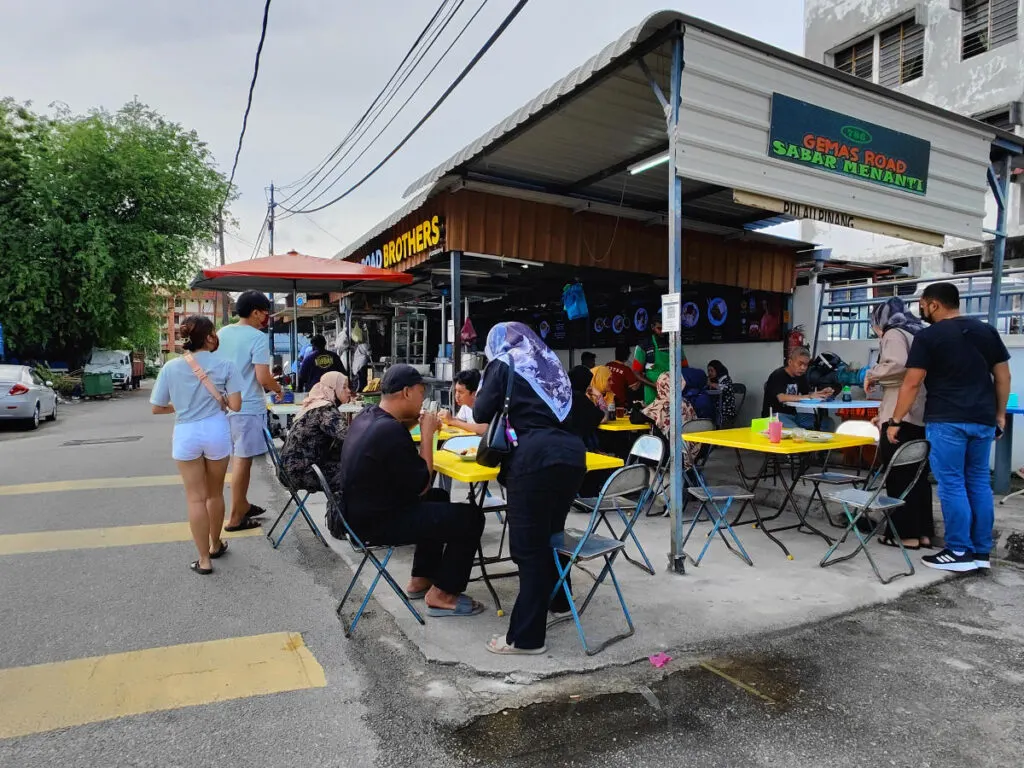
[276,0,451,201]
[281,0,531,216]
[248,214,269,260]
[223,0,273,208]
[303,215,348,246]
[280,0,488,216]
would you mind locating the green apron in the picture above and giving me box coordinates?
[643,334,671,405]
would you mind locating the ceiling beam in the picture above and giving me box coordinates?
[560,142,669,192]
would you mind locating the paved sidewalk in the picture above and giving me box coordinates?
[300,450,952,678]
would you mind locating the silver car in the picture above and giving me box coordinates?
[0,365,58,429]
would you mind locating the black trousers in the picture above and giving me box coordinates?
[356,489,484,596]
[505,464,587,650]
[878,421,934,540]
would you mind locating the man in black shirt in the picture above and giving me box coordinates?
[761,346,834,429]
[332,364,485,616]
[297,335,344,392]
[890,282,1011,572]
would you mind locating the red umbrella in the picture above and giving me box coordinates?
[191,250,412,367]
[191,250,413,293]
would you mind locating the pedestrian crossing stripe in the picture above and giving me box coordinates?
[0,632,326,739]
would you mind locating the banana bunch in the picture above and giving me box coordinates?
[363,377,382,393]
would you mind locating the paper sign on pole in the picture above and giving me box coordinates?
[661,293,681,333]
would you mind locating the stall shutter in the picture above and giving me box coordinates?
[879,20,925,87]
[834,39,874,80]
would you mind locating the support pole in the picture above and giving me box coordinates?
[291,280,299,374]
[666,34,687,574]
[217,209,230,327]
[268,182,276,356]
[451,251,462,378]
[987,157,1011,327]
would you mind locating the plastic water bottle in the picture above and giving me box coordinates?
[841,385,852,403]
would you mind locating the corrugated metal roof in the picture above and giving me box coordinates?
[333,189,434,262]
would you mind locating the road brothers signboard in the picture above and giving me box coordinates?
[768,93,931,195]
[359,215,444,269]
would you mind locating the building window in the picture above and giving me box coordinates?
[834,38,874,80]
[879,20,925,87]
[962,0,1018,60]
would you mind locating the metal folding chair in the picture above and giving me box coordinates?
[679,437,756,566]
[310,464,425,637]
[573,435,663,574]
[263,427,329,549]
[550,465,649,655]
[673,418,717,523]
[801,420,879,527]
[819,439,930,584]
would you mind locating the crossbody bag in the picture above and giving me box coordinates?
[183,352,228,412]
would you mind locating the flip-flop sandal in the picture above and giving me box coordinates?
[244,505,267,519]
[486,635,547,655]
[209,541,228,559]
[426,594,485,618]
[406,589,429,600]
[189,561,213,575]
[224,519,261,532]
[878,536,920,551]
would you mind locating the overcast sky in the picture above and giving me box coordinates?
[0,0,804,265]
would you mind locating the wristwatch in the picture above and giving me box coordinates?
[890,419,902,426]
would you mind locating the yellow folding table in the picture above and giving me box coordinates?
[682,428,875,558]
[598,417,650,433]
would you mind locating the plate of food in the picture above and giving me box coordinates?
[444,445,479,461]
[803,431,834,443]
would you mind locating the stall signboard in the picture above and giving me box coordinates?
[359,215,444,269]
[768,93,931,196]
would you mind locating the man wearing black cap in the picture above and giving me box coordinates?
[331,364,486,616]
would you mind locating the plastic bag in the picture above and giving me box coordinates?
[562,282,589,320]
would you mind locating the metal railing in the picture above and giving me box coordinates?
[816,267,1024,342]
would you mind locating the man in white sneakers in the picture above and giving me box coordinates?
[214,291,284,531]
[889,282,1011,572]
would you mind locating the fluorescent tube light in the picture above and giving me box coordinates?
[628,151,670,175]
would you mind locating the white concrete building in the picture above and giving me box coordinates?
[802,0,1024,271]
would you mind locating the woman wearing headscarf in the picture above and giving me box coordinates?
[280,371,353,491]
[643,372,700,465]
[864,297,933,549]
[474,322,586,655]
[589,366,617,413]
[707,360,737,427]
[681,367,715,421]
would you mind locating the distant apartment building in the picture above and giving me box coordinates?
[803,0,1023,272]
[157,289,230,358]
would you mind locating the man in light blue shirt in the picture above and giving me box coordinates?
[214,290,284,530]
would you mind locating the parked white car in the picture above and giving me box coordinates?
[0,365,58,429]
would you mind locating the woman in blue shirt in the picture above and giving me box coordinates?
[151,316,243,575]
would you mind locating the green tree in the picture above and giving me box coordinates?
[0,99,229,366]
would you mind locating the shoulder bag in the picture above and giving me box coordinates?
[476,358,515,467]
[183,352,228,412]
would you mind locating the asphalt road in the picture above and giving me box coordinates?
[2,389,1023,767]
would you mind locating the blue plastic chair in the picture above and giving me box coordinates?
[550,464,650,655]
[263,427,328,549]
[310,464,425,637]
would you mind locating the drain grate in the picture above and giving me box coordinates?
[62,436,143,447]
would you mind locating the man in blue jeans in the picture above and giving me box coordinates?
[888,282,1011,572]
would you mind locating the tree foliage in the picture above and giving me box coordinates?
[0,99,229,365]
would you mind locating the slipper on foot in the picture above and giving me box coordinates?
[426,594,485,618]
[406,589,428,600]
[244,504,267,520]
[878,536,920,551]
[210,541,228,559]
[224,519,261,532]
[189,561,213,575]
[486,635,547,655]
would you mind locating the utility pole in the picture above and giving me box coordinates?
[267,183,276,358]
[218,208,230,326]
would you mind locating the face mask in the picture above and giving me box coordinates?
[259,311,270,329]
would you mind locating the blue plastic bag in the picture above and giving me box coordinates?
[562,282,589,320]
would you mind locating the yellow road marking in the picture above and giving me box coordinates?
[0,474,233,497]
[699,662,777,704]
[0,632,326,739]
[0,521,262,556]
